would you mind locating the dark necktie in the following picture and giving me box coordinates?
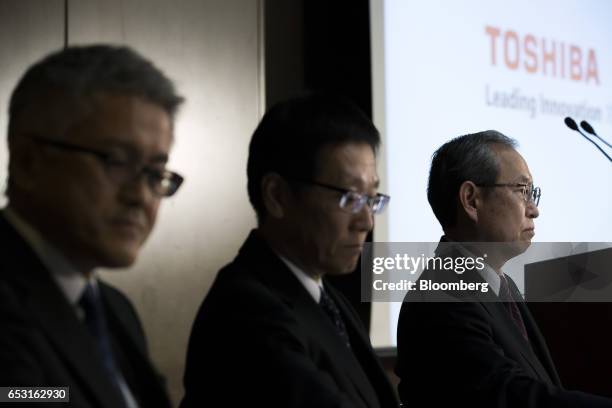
[319,287,352,349]
[499,274,529,341]
[79,283,128,408]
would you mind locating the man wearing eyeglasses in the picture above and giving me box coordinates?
[0,45,183,408]
[395,131,612,407]
[181,93,398,408]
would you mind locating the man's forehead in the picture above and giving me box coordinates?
[335,170,380,188]
[316,142,378,186]
[55,93,174,160]
[493,145,533,182]
[73,93,170,132]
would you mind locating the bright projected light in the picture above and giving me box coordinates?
[370,0,612,346]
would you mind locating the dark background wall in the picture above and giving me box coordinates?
[266,0,371,112]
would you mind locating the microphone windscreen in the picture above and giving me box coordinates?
[564,117,578,131]
[580,120,596,135]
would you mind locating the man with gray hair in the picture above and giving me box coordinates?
[395,131,612,407]
[0,45,183,408]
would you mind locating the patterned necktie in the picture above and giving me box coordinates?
[319,287,352,349]
[499,274,529,341]
[79,283,128,408]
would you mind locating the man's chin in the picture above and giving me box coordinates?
[519,238,532,250]
[505,240,531,258]
[95,246,140,269]
[329,258,360,276]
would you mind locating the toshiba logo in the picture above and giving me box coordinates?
[485,25,600,85]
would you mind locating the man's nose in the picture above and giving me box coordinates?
[353,204,375,232]
[526,200,539,219]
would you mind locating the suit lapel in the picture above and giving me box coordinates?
[508,281,561,385]
[0,214,126,408]
[100,284,148,362]
[326,283,396,407]
[293,289,379,407]
[478,280,554,384]
[238,233,380,408]
[434,240,556,384]
[100,284,170,406]
[25,279,127,408]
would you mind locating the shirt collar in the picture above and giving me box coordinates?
[3,207,91,306]
[276,254,323,303]
[445,238,502,296]
[476,259,502,296]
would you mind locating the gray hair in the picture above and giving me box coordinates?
[427,130,518,229]
[8,44,184,138]
[6,44,184,198]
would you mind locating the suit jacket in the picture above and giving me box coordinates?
[395,238,612,408]
[181,230,398,408]
[0,212,171,408]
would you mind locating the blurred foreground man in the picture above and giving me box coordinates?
[395,131,612,407]
[181,93,398,408]
[0,45,184,408]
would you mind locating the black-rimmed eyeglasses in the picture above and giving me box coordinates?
[292,179,390,214]
[476,183,541,207]
[31,135,183,197]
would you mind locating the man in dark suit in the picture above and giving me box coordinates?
[395,130,612,407]
[0,45,184,407]
[181,94,398,408]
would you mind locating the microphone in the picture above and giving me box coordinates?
[580,120,612,149]
[564,117,612,163]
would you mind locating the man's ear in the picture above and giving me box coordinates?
[458,180,480,223]
[261,173,290,219]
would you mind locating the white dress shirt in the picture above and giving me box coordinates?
[277,254,325,303]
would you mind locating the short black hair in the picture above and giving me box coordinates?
[247,92,380,221]
[427,130,518,229]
